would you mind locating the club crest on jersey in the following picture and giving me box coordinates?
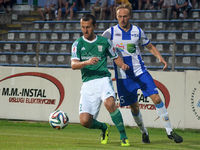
[81,47,86,51]
[98,45,103,52]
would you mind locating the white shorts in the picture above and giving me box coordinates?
[79,77,116,119]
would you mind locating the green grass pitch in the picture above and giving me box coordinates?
[0,119,200,150]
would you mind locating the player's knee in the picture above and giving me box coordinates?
[79,114,92,128]
[105,96,114,103]
[152,95,162,105]
[104,97,116,112]
[130,103,139,114]
[130,106,139,113]
[104,101,111,108]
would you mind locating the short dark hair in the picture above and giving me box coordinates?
[81,14,96,26]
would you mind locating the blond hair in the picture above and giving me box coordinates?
[116,4,132,16]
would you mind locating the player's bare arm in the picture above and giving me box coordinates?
[146,43,167,70]
[114,56,129,70]
[71,57,99,70]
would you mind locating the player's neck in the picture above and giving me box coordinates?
[83,34,97,42]
[85,34,96,41]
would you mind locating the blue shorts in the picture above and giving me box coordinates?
[116,71,158,106]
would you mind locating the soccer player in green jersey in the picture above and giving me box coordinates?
[71,14,130,146]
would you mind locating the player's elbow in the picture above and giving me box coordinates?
[71,67,76,70]
[71,62,77,70]
[71,64,77,70]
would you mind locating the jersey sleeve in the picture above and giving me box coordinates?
[71,40,80,60]
[102,28,112,40]
[140,27,150,47]
[107,39,118,59]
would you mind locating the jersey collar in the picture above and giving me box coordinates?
[117,24,133,33]
[82,35,97,43]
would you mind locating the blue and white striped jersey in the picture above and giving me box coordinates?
[102,24,150,78]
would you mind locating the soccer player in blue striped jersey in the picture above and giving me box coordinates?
[102,4,183,143]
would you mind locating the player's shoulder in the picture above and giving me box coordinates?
[112,24,119,30]
[73,37,83,44]
[76,36,83,42]
[132,24,144,32]
[97,35,109,42]
[97,35,112,46]
[104,25,118,32]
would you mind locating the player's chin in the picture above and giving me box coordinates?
[84,34,89,38]
[121,24,127,28]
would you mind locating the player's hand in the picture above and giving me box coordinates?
[88,57,99,65]
[121,63,129,70]
[162,62,167,71]
[159,58,167,71]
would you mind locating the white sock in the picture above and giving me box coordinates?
[155,101,172,135]
[131,111,148,134]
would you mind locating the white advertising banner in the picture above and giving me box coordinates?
[184,71,200,129]
[0,66,81,123]
[0,66,199,129]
